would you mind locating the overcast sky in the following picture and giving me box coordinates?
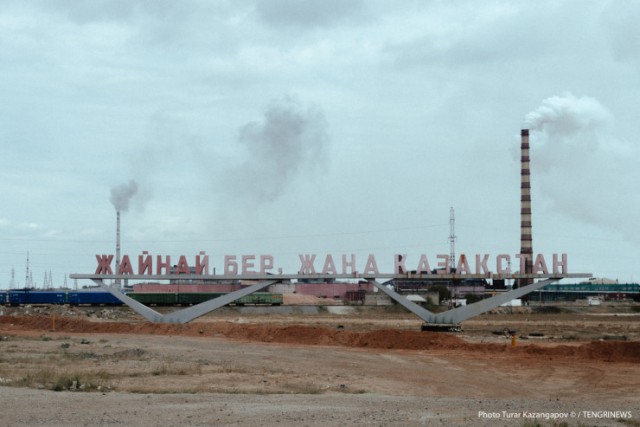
[2,0,639,287]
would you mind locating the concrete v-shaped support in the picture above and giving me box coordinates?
[92,279,164,323]
[92,276,562,326]
[161,280,277,324]
[431,278,557,324]
[370,278,559,325]
[92,279,277,324]
[369,280,438,323]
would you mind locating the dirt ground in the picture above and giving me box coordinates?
[1,303,639,426]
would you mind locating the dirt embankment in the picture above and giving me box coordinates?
[1,315,638,363]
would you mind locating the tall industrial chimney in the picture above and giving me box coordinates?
[115,210,121,286]
[519,129,533,287]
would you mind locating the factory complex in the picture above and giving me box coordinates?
[4,128,637,324]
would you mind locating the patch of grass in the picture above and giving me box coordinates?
[63,351,101,360]
[11,367,113,392]
[151,363,202,377]
[202,384,326,395]
[18,367,56,387]
[279,382,324,394]
[0,354,48,364]
[128,387,203,394]
[334,384,367,394]
[53,370,111,392]
[111,348,148,360]
[216,360,254,374]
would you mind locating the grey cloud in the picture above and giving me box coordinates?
[386,2,600,69]
[601,1,640,63]
[34,0,183,24]
[15,0,230,52]
[254,0,366,28]
[2,0,639,282]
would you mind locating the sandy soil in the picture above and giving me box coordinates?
[0,305,639,426]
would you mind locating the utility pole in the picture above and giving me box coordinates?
[25,252,31,288]
[449,207,456,271]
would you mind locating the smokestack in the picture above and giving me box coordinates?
[519,129,533,287]
[115,210,121,286]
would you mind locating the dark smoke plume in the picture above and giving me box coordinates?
[230,96,328,202]
[110,180,138,212]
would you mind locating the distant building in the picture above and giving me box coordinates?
[528,283,639,302]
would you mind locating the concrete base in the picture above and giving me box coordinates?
[420,323,462,332]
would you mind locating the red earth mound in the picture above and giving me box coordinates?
[1,315,638,363]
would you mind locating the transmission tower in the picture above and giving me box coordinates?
[10,267,15,289]
[25,252,30,288]
[449,207,456,270]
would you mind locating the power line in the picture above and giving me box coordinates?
[0,223,449,244]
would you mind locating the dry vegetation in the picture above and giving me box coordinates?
[0,332,368,396]
[1,303,639,426]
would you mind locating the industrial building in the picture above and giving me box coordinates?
[527,283,640,303]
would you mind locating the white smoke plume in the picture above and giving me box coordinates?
[229,96,328,203]
[110,180,138,212]
[524,93,639,242]
[524,93,614,135]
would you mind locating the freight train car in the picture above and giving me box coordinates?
[9,290,67,305]
[128,292,178,305]
[3,290,283,307]
[67,291,123,306]
[6,290,124,306]
[128,292,283,306]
